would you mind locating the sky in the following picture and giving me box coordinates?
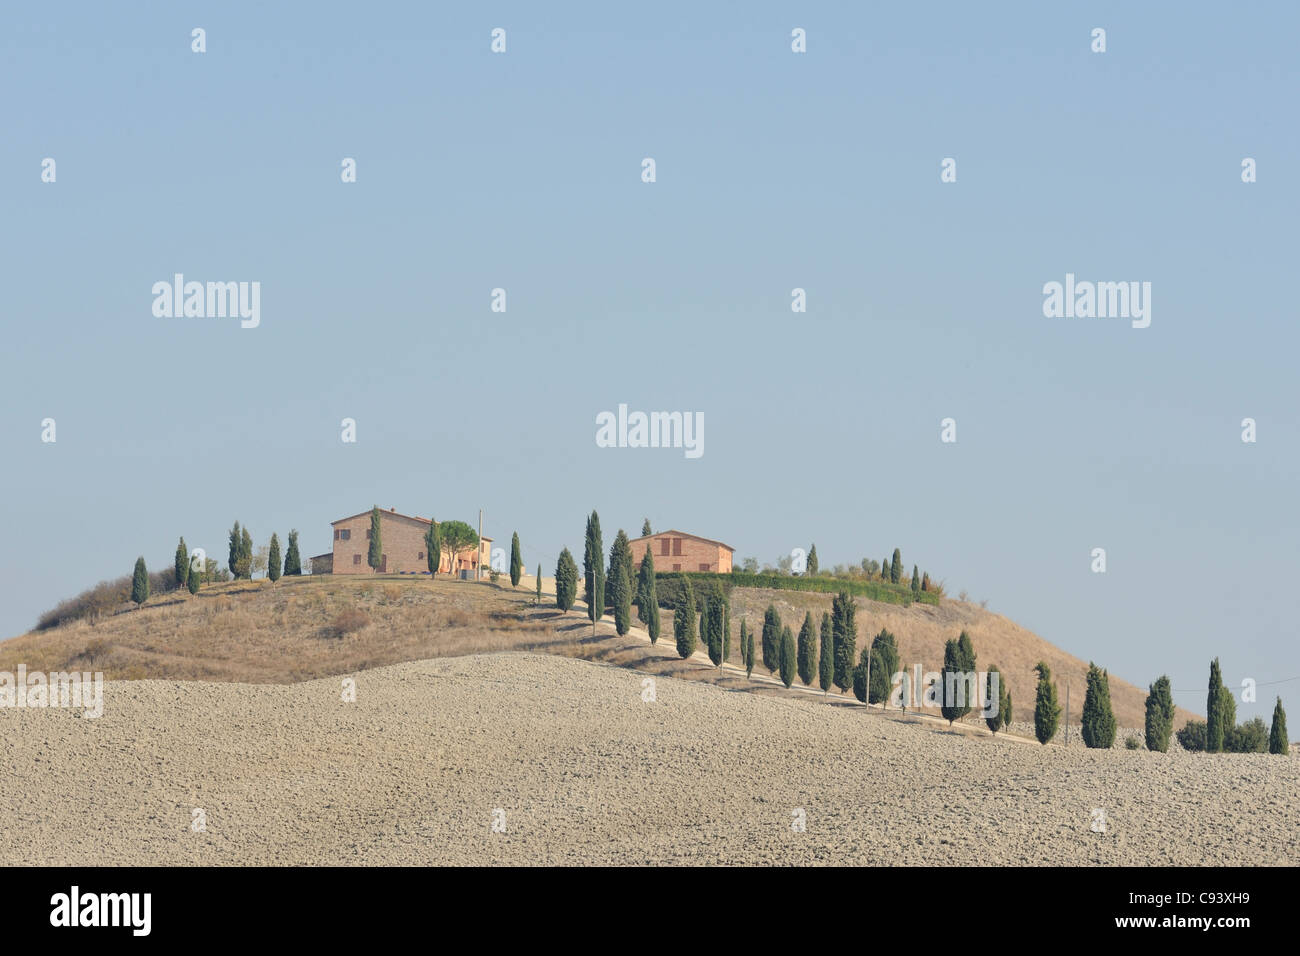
[3,2,1297,722]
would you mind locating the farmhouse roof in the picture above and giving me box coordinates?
[632,529,735,553]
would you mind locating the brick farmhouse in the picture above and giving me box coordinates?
[309,508,491,576]
[629,530,734,573]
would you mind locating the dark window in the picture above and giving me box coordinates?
[699,563,709,571]
[673,563,681,571]
[660,539,670,556]
[672,538,682,556]
[417,551,424,560]
[333,529,339,540]
[366,529,371,539]
[352,554,361,565]
[340,529,351,541]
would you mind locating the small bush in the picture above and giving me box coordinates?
[1125,736,1141,750]
[1225,717,1269,754]
[324,608,369,638]
[1176,719,1207,752]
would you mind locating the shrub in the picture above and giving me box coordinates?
[325,608,370,638]
[1225,717,1269,754]
[1125,736,1141,750]
[1176,719,1207,752]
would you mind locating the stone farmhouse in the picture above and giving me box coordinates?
[629,530,734,573]
[309,508,491,577]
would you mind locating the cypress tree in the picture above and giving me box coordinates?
[284,529,302,576]
[674,577,697,659]
[957,630,976,673]
[779,625,796,688]
[831,591,857,692]
[869,629,899,706]
[940,638,974,724]
[852,647,871,702]
[1033,662,1061,744]
[881,555,891,581]
[239,526,253,579]
[131,557,149,608]
[1080,662,1117,748]
[187,563,201,595]
[367,507,383,573]
[921,571,930,592]
[1206,658,1228,753]
[985,665,1010,733]
[642,518,652,537]
[1143,675,1175,753]
[911,565,920,595]
[228,521,241,577]
[722,594,731,663]
[612,562,632,636]
[748,621,759,681]
[796,612,816,686]
[890,548,902,585]
[584,511,604,623]
[555,548,578,612]
[635,545,655,625]
[608,529,633,609]
[1269,697,1289,755]
[268,533,282,584]
[761,605,780,674]
[509,532,523,588]
[706,585,724,666]
[424,519,442,577]
[535,564,542,605]
[807,544,818,576]
[174,537,189,590]
[645,560,662,644]
[818,612,833,692]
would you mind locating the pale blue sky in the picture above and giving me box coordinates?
[3,2,1297,720]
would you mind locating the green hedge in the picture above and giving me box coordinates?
[653,571,937,610]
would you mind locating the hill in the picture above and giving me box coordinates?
[2,573,1196,736]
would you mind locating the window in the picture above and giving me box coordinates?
[672,538,682,556]
[333,529,338,540]
[699,563,710,571]
[417,551,424,560]
[339,529,351,541]
[660,539,670,556]
[366,529,371,539]
[673,563,681,571]
[352,554,361,565]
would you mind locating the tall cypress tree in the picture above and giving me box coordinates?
[761,605,780,674]
[284,529,302,576]
[890,548,902,585]
[367,507,383,573]
[174,537,189,590]
[807,544,819,576]
[706,585,724,666]
[1144,675,1175,753]
[239,526,253,579]
[818,612,833,692]
[722,598,731,664]
[1206,658,1227,753]
[187,562,201,595]
[881,555,891,581]
[940,638,973,724]
[1080,662,1117,748]
[635,545,655,625]
[509,532,523,588]
[555,548,578,612]
[1033,662,1060,744]
[1269,697,1289,755]
[425,519,442,577]
[852,647,871,702]
[228,521,242,577]
[779,625,796,688]
[796,612,816,686]
[869,629,899,706]
[131,557,149,608]
[268,533,282,584]
[642,518,652,537]
[831,591,857,692]
[911,565,920,596]
[742,621,754,678]
[612,562,632,636]
[584,511,604,623]
[535,564,542,604]
[609,529,634,597]
[673,577,697,659]
[985,665,1010,733]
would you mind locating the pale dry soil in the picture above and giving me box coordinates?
[2,652,1294,866]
